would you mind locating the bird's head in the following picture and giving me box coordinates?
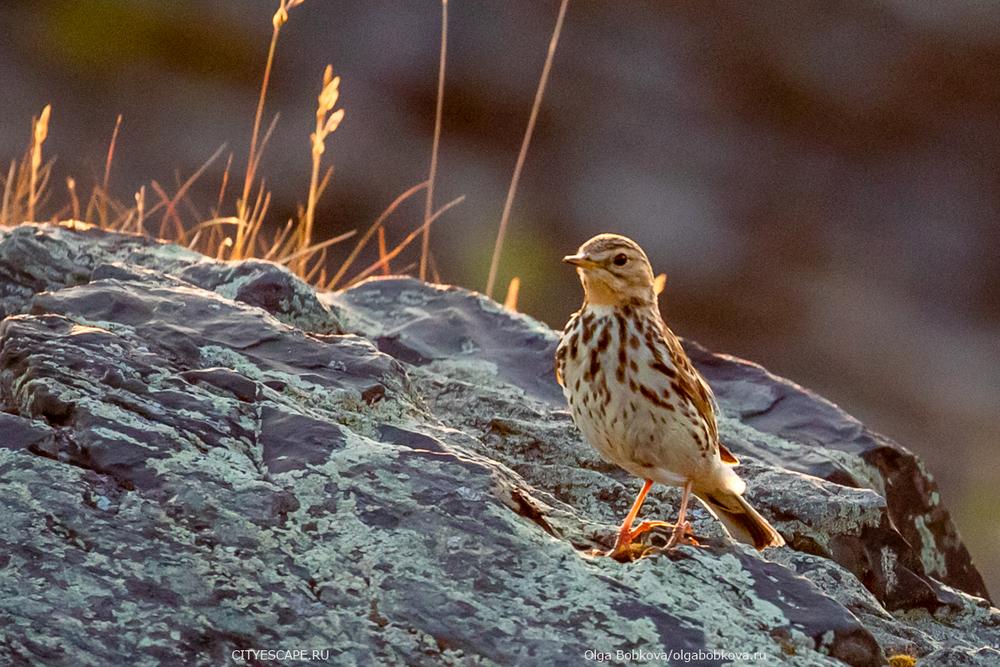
[563,233,656,307]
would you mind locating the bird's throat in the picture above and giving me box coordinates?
[582,278,620,306]
[582,276,655,308]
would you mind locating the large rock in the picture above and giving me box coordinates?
[0,223,996,666]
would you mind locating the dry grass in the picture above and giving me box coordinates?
[28,105,52,223]
[300,65,345,275]
[484,0,570,298]
[503,277,520,312]
[342,194,464,289]
[2,107,54,228]
[94,114,122,228]
[234,0,303,257]
[420,0,448,282]
[1,1,566,300]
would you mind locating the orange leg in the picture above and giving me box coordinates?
[665,479,698,549]
[607,479,673,559]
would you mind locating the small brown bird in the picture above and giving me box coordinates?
[556,233,784,558]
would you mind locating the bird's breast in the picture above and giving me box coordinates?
[557,306,714,479]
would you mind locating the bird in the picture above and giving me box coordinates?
[555,233,784,559]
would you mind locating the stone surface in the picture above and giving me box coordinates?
[0,223,996,666]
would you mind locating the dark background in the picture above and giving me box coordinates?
[1,0,997,595]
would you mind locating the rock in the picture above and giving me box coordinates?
[178,258,344,334]
[0,222,343,332]
[0,412,54,451]
[918,647,1000,667]
[0,223,996,665]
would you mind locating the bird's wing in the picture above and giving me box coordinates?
[661,323,720,444]
[554,311,579,387]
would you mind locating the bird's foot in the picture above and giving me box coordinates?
[594,520,676,562]
[630,520,675,539]
[664,520,699,550]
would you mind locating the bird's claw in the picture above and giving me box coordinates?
[663,520,698,550]
[591,520,684,562]
[631,520,675,536]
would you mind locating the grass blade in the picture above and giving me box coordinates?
[485,0,569,298]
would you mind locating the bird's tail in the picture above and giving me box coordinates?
[699,490,784,550]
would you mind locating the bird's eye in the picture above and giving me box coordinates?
[612,253,628,266]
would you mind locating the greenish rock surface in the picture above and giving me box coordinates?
[0,223,996,666]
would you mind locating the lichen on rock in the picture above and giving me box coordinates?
[0,223,996,666]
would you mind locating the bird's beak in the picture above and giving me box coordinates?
[562,254,600,269]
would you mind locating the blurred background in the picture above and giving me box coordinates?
[1,0,997,594]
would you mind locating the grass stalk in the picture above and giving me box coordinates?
[134,185,146,234]
[1,161,15,226]
[158,145,225,241]
[304,246,329,283]
[377,227,390,275]
[503,276,520,311]
[299,65,344,274]
[277,228,356,266]
[67,178,80,220]
[263,219,295,261]
[327,180,428,288]
[485,0,569,298]
[428,252,442,283]
[214,154,234,218]
[28,105,52,222]
[345,194,464,287]
[420,0,448,281]
[237,0,296,250]
[99,115,122,228]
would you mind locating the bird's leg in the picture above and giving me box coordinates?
[665,479,699,549]
[605,479,673,559]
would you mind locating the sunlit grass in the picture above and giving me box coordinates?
[29,105,52,223]
[503,276,520,312]
[2,107,54,228]
[299,65,345,276]
[232,0,301,259]
[0,1,565,300]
